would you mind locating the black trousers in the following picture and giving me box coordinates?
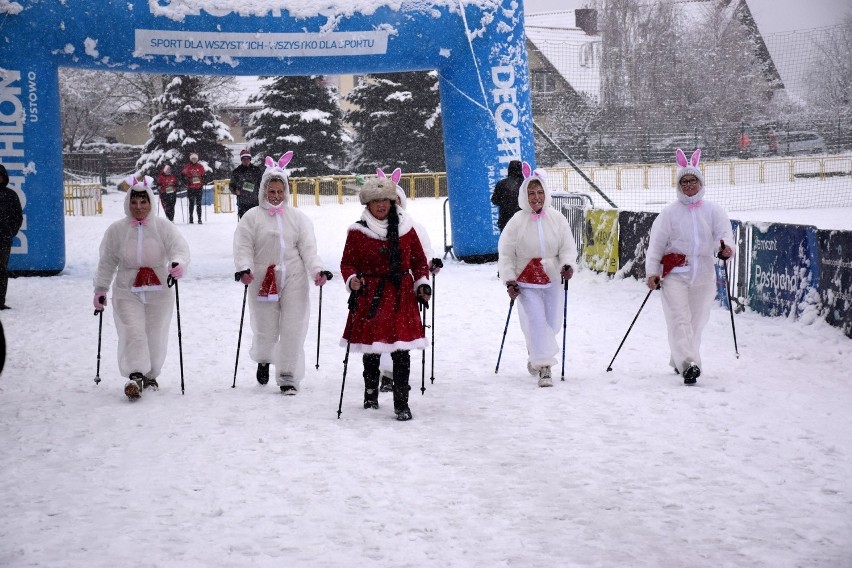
[187,189,202,221]
[160,193,177,221]
[0,238,11,305]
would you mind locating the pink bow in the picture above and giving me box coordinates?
[687,201,703,210]
[531,210,546,220]
[131,218,148,227]
[268,206,284,216]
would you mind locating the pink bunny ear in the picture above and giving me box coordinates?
[390,168,402,184]
[376,168,386,178]
[522,161,532,178]
[690,148,701,166]
[278,151,294,169]
[131,176,138,186]
[265,156,275,168]
[675,149,688,167]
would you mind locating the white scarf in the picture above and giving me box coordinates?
[359,206,413,238]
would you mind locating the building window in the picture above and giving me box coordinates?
[531,70,557,93]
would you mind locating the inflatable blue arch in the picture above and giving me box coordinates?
[0,0,536,271]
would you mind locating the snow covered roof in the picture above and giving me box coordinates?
[525,10,601,100]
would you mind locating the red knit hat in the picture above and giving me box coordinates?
[516,258,551,288]
[240,149,251,159]
[257,265,279,302]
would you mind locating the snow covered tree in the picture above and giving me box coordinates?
[59,68,139,150]
[344,71,445,173]
[135,75,233,179]
[244,75,346,177]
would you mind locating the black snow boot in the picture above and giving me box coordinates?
[379,371,393,393]
[392,382,412,421]
[363,354,381,409]
[256,363,270,385]
[683,363,701,385]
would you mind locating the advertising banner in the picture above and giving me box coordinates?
[583,209,619,274]
[817,229,852,338]
[616,211,657,280]
[747,223,819,318]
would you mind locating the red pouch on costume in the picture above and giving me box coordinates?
[661,253,688,278]
[516,258,551,288]
[257,265,279,302]
[131,267,163,292]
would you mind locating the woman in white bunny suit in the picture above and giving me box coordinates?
[498,164,578,388]
[645,148,733,385]
[233,152,329,394]
[93,176,190,399]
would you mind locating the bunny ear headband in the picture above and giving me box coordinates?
[675,148,701,168]
[264,151,294,172]
[127,175,153,189]
[376,167,402,185]
[521,161,547,181]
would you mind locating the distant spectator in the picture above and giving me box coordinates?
[738,130,751,159]
[229,149,263,219]
[767,128,779,156]
[491,160,524,232]
[181,152,206,224]
[156,164,178,222]
[0,164,23,310]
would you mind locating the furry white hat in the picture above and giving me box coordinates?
[359,177,398,205]
[259,152,293,207]
[676,148,704,186]
[376,167,406,208]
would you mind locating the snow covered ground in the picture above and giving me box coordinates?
[1,192,850,567]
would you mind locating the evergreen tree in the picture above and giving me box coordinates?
[345,71,445,173]
[244,75,346,177]
[136,75,234,179]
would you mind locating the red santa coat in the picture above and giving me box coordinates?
[340,214,430,353]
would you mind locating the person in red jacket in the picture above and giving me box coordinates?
[156,165,178,222]
[180,153,206,224]
[340,176,432,421]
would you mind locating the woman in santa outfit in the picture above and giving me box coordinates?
[498,164,578,388]
[233,152,329,394]
[93,176,190,400]
[645,149,733,385]
[340,176,432,421]
[376,168,443,393]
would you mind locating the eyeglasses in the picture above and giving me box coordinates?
[679,178,699,187]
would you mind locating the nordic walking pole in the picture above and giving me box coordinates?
[718,240,740,358]
[560,275,569,381]
[315,270,334,370]
[93,297,105,385]
[495,286,518,373]
[337,282,361,419]
[420,300,428,395]
[429,260,442,384]
[232,270,250,388]
[606,282,658,372]
[167,263,185,394]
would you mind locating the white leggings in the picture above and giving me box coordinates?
[517,285,563,370]
[660,273,716,370]
[248,277,310,389]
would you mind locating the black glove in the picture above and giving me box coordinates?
[430,258,443,270]
[417,284,432,307]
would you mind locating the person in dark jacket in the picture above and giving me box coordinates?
[491,159,524,232]
[0,164,24,310]
[229,149,264,219]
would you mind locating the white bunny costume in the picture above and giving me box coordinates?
[645,149,734,377]
[232,152,325,391]
[497,163,578,372]
[93,176,190,382]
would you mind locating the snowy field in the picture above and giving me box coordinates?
[1,192,851,567]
